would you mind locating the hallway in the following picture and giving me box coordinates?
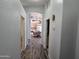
[1,0,79,59]
[21,36,48,59]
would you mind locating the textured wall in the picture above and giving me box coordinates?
[0,0,26,59]
[75,1,79,59]
[43,0,63,59]
[60,0,78,59]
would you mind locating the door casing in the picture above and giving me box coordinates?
[20,16,25,51]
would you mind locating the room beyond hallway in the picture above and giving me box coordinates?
[21,36,48,59]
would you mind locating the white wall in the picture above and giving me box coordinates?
[43,0,63,59]
[60,0,79,59]
[0,0,26,59]
[75,15,79,59]
[75,1,79,59]
[44,0,79,59]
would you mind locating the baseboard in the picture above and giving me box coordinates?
[48,55,51,59]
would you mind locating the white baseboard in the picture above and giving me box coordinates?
[48,55,51,59]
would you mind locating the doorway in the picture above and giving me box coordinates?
[20,13,48,59]
[20,16,25,51]
[46,19,50,55]
[30,12,42,40]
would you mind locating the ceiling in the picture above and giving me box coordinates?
[20,0,49,6]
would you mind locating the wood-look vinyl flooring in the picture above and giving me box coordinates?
[21,37,48,59]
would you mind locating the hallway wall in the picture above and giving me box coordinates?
[60,0,79,59]
[0,0,26,59]
[43,0,79,59]
[43,0,63,59]
[75,1,79,59]
[75,14,79,59]
[44,0,79,59]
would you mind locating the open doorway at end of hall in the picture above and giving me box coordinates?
[30,12,43,44]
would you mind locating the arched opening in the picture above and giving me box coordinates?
[30,12,43,40]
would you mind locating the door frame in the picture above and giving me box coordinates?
[46,19,50,49]
[19,15,25,51]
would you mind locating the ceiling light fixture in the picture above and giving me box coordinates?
[57,0,63,3]
[33,0,40,2]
